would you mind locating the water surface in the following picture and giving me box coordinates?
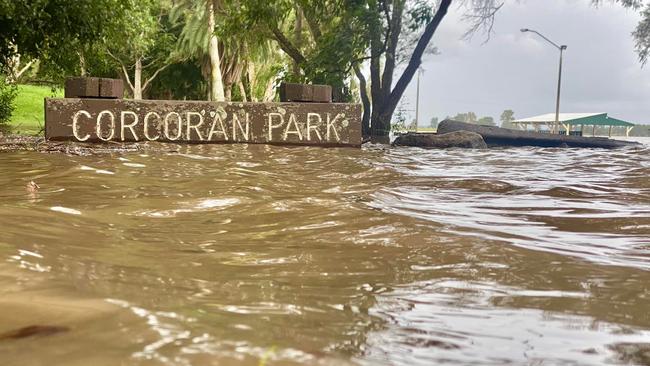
[0,140,649,365]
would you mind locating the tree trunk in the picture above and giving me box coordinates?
[224,83,232,101]
[368,0,384,137]
[238,81,247,102]
[133,57,143,100]
[263,78,276,102]
[208,0,225,102]
[379,0,452,128]
[293,5,303,78]
[12,59,35,82]
[370,0,452,138]
[353,65,371,138]
[380,0,404,102]
[79,52,87,77]
[271,26,306,66]
[247,61,257,101]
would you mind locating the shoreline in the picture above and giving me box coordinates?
[1,133,646,156]
[0,134,150,155]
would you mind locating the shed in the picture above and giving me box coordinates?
[512,113,636,137]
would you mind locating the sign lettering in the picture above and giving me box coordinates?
[46,99,361,147]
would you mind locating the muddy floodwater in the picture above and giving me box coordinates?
[1,139,649,365]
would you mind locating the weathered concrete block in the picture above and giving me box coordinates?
[279,83,312,102]
[65,77,100,98]
[99,78,124,99]
[393,131,487,149]
[279,83,332,103]
[311,84,332,103]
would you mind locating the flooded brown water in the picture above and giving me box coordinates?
[0,140,649,365]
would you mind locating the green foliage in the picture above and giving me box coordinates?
[452,112,478,123]
[108,0,171,58]
[104,0,177,93]
[429,117,439,128]
[147,61,207,100]
[607,0,650,64]
[477,116,495,126]
[451,112,496,126]
[38,42,119,84]
[0,0,133,69]
[5,84,62,135]
[392,99,411,133]
[0,75,17,126]
[170,0,210,59]
[391,112,408,133]
[500,109,515,129]
[633,4,650,64]
[223,0,369,96]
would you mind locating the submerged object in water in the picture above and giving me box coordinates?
[437,120,641,149]
[393,130,487,149]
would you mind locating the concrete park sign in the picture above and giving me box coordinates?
[45,79,362,147]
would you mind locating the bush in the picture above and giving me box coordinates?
[0,75,18,127]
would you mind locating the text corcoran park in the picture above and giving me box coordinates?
[45,99,362,147]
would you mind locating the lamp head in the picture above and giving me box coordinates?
[520,28,530,32]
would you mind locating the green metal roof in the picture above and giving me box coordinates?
[514,113,636,127]
[599,117,635,127]
[565,115,635,127]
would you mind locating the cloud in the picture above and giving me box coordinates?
[404,0,649,125]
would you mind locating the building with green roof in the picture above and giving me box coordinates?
[512,113,636,137]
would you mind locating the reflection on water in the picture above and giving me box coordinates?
[0,141,648,365]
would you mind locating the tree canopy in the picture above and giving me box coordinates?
[0,0,132,69]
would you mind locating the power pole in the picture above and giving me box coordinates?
[521,29,567,134]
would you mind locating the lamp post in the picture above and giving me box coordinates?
[521,28,567,134]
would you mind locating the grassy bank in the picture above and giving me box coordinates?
[7,84,63,135]
[416,127,437,133]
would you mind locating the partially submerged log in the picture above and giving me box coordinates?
[393,130,487,149]
[437,120,641,149]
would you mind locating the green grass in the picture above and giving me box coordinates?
[8,84,63,135]
[4,85,438,136]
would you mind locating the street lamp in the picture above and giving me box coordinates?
[521,28,567,134]
[415,67,422,131]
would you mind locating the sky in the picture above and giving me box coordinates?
[399,0,650,125]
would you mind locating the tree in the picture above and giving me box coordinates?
[105,0,177,100]
[452,113,466,122]
[500,109,515,129]
[366,0,452,138]
[221,0,499,138]
[477,116,495,126]
[146,61,207,100]
[452,112,477,123]
[429,117,439,128]
[172,0,226,101]
[0,1,132,71]
[0,74,17,126]
[359,0,500,139]
[391,101,409,133]
[224,0,369,99]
